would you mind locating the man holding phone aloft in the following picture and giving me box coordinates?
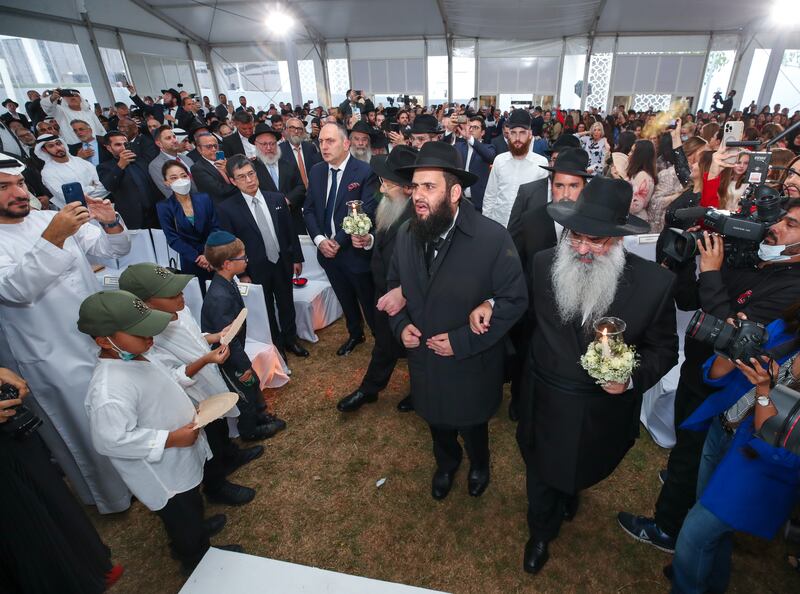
[338,89,375,120]
[35,134,108,209]
[0,152,133,514]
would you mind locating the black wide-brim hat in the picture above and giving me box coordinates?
[397,141,478,188]
[2,98,18,108]
[539,148,593,178]
[370,145,417,185]
[249,122,282,144]
[546,176,649,237]
[409,114,441,135]
[546,133,581,155]
[349,120,379,139]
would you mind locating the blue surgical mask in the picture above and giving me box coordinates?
[107,338,139,361]
[758,240,800,262]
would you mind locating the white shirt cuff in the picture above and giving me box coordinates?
[364,234,375,251]
[313,234,327,248]
[487,298,495,308]
[467,136,475,146]
[146,429,170,462]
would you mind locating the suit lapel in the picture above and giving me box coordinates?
[335,159,356,215]
[235,193,261,236]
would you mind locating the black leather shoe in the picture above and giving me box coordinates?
[396,395,414,412]
[256,413,287,438]
[468,466,490,497]
[285,341,310,357]
[431,468,457,500]
[203,514,227,538]
[337,335,365,356]
[562,493,579,521]
[523,539,549,574]
[205,481,256,506]
[337,390,377,412]
[509,400,520,422]
[225,445,264,476]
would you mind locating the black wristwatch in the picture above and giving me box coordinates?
[100,213,122,229]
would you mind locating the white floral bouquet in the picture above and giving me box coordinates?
[580,338,638,385]
[342,200,372,235]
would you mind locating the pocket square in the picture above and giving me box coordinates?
[348,182,360,191]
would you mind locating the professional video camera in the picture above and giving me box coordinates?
[758,384,800,456]
[0,383,42,439]
[662,186,784,268]
[686,310,769,362]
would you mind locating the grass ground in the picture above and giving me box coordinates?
[90,319,799,593]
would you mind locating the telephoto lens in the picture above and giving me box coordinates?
[662,228,705,263]
[686,311,769,361]
[0,383,43,439]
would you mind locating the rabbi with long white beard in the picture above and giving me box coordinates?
[507,177,677,575]
[348,121,374,163]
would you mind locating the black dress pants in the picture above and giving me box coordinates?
[219,363,265,435]
[359,309,402,395]
[323,259,375,338]
[257,259,298,348]
[429,422,489,473]
[518,438,572,542]
[202,417,239,494]
[155,486,210,571]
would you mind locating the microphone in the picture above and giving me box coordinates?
[672,207,709,221]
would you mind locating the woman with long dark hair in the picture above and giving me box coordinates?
[625,139,657,216]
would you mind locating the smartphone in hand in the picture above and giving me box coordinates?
[216,150,225,161]
[62,182,85,206]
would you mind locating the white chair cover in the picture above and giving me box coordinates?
[183,277,204,324]
[299,236,327,281]
[148,228,176,268]
[244,340,290,389]
[115,229,159,270]
[293,279,343,343]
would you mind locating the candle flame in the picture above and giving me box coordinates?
[602,328,607,337]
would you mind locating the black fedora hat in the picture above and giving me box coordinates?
[507,109,532,130]
[539,148,592,178]
[397,141,478,188]
[546,133,581,155]
[249,122,282,144]
[349,120,379,139]
[409,114,440,135]
[2,98,18,109]
[161,88,180,98]
[370,145,417,185]
[546,177,649,237]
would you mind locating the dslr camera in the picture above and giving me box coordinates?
[0,383,42,439]
[686,310,769,362]
[662,187,784,268]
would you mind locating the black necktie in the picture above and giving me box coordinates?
[425,237,445,272]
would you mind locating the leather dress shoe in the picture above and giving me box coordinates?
[285,341,310,357]
[225,445,264,476]
[337,390,377,412]
[562,493,579,521]
[523,539,549,574]
[396,395,414,412]
[203,514,227,538]
[257,412,287,438]
[337,335,365,356]
[431,468,457,500]
[205,481,256,506]
[467,466,490,497]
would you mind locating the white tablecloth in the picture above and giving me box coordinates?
[293,279,343,343]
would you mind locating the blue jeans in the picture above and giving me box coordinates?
[671,502,734,594]
[696,416,734,498]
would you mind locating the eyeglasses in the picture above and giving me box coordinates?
[254,140,277,148]
[233,171,258,181]
[566,232,611,251]
[286,126,304,132]
[200,143,219,149]
[228,256,248,263]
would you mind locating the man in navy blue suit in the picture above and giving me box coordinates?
[452,116,496,211]
[303,123,378,356]
[216,155,309,359]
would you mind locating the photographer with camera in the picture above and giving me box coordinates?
[338,89,375,121]
[666,307,800,593]
[40,89,105,146]
[619,199,800,552]
[0,366,122,593]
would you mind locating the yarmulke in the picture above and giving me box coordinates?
[206,230,237,247]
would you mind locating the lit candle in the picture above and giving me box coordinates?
[601,327,611,358]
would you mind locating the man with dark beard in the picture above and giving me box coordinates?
[337,145,417,413]
[498,177,677,575]
[387,142,528,501]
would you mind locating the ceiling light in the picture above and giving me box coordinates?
[771,0,793,24]
[265,9,295,36]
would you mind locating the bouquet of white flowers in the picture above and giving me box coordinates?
[579,316,638,385]
[342,200,372,236]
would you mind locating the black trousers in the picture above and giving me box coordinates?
[155,486,210,570]
[255,259,298,348]
[654,380,710,538]
[323,260,375,338]
[429,422,489,473]
[359,309,402,395]
[202,418,239,494]
[518,437,572,542]
[219,364,265,435]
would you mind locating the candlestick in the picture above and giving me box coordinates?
[601,328,611,358]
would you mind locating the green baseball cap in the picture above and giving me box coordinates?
[78,290,172,337]
[118,263,193,301]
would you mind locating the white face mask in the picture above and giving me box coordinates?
[758,240,800,262]
[170,178,192,195]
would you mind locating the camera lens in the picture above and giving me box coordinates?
[686,311,735,350]
[755,187,783,223]
[663,229,702,263]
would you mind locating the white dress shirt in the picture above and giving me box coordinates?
[482,150,549,228]
[313,153,351,247]
[41,97,106,145]
[41,156,109,209]
[244,188,280,248]
[85,357,211,511]
[81,138,100,166]
[239,132,256,158]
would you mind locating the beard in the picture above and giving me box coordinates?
[0,199,31,219]
[551,236,627,327]
[376,195,408,231]
[410,198,455,244]
[256,152,280,166]
[509,137,531,157]
[287,133,304,146]
[350,146,372,163]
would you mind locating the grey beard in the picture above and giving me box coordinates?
[350,146,372,163]
[376,195,408,231]
[257,152,280,166]
[551,237,627,327]
[287,134,304,146]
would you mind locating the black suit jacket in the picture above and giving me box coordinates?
[129,132,159,165]
[68,137,112,164]
[371,199,413,295]
[338,98,375,118]
[253,158,307,234]
[491,135,508,155]
[522,250,677,492]
[1,113,30,129]
[201,273,250,374]
[279,140,321,172]
[387,204,528,427]
[454,137,496,212]
[191,158,240,205]
[130,94,181,125]
[507,178,557,284]
[25,99,46,126]
[97,158,162,229]
[216,191,303,286]
[221,133,248,158]
[214,104,229,122]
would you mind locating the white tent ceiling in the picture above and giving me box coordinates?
[4,0,785,47]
